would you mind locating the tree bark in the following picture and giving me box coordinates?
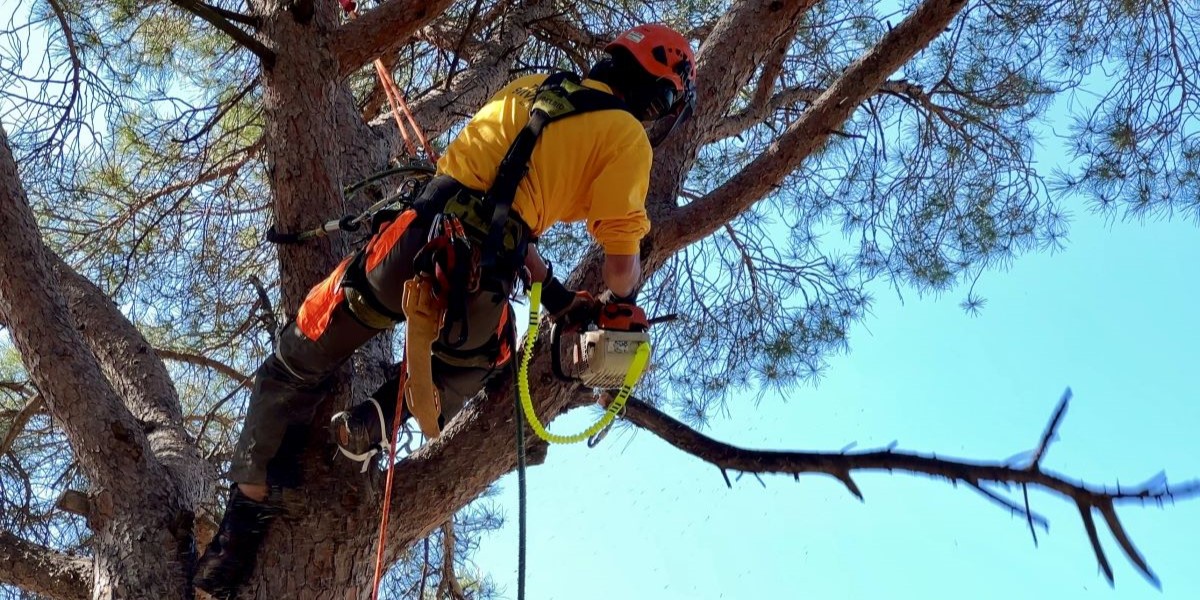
[332,0,458,77]
[1,126,195,598]
[0,531,92,600]
[253,0,349,313]
[50,253,213,509]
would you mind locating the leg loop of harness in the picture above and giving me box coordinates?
[340,250,407,331]
[343,287,399,330]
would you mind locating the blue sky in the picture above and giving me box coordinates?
[472,198,1200,598]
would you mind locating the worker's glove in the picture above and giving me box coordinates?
[596,290,649,332]
[541,277,598,331]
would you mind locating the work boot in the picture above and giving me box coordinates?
[194,484,280,599]
[329,397,395,470]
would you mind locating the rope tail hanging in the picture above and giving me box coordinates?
[369,362,408,600]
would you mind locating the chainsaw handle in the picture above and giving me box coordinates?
[549,322,577,382]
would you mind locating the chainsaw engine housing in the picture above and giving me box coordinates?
[576,330,651,389]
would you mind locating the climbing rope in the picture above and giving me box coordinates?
[338,0,439,162]
[515,374,529,600]
[370,361,409,600]
[513,282,651,600]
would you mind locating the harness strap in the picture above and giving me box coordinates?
[331,398,392,473]
[480,72,627,267]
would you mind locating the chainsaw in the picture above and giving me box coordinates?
[549,313,674,389]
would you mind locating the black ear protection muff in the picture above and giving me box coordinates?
[645,59,696,147]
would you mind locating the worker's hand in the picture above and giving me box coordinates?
[541,277,598,331]
[596,291,649,332]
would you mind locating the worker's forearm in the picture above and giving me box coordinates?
[524,243,550,283]
[602,254,640,299]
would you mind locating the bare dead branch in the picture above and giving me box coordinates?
[967,480,1049,531]
[1022,483,1038,546]
[173,80,259,144]
[249,274,278,343]
[41,0,81,154]
[156,348,249,383]
[0,530,92,600]
[1097,499,1161,587]
[56,489,94,519]
[1077,502,1114,584]
[203,2,260,27]
[621,394,1199,587]
[169,0,275,66]
[1030,387,1071,468]
[441,521,467,599]
[0,394,43,457]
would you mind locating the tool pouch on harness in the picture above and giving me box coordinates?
[401,277,444,438]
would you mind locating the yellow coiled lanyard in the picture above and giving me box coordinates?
[517,281,651,443]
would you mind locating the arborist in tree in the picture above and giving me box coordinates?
[194,23,696,597]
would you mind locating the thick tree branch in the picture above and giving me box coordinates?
[0,125,166,495]
[0,531,92,600]
[170,0,275,65]
[657,0,971,254]
[48,253,212,508]
[621,393,1195,587]
[332,0,458,77]
[204,2,260,27]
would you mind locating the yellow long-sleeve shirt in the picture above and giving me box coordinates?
[437,74,653,255]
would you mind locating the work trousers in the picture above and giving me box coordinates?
[227,177,519,485]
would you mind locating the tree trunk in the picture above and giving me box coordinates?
[254,0,349,314]
[239,496,380,599]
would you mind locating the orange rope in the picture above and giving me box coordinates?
[380,69,439,161]
[374,59,418,157]
[339,1,440,592]
[370,360,409,600]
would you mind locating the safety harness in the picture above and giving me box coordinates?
[369,71,629,440]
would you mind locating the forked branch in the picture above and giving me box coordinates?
[622,388,1197,588]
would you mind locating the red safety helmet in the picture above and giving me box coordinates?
[605,24,697,144]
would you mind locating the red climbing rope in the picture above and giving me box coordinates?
[370,360,409,600]
[341,2,440,162]
[335,4,439,595]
